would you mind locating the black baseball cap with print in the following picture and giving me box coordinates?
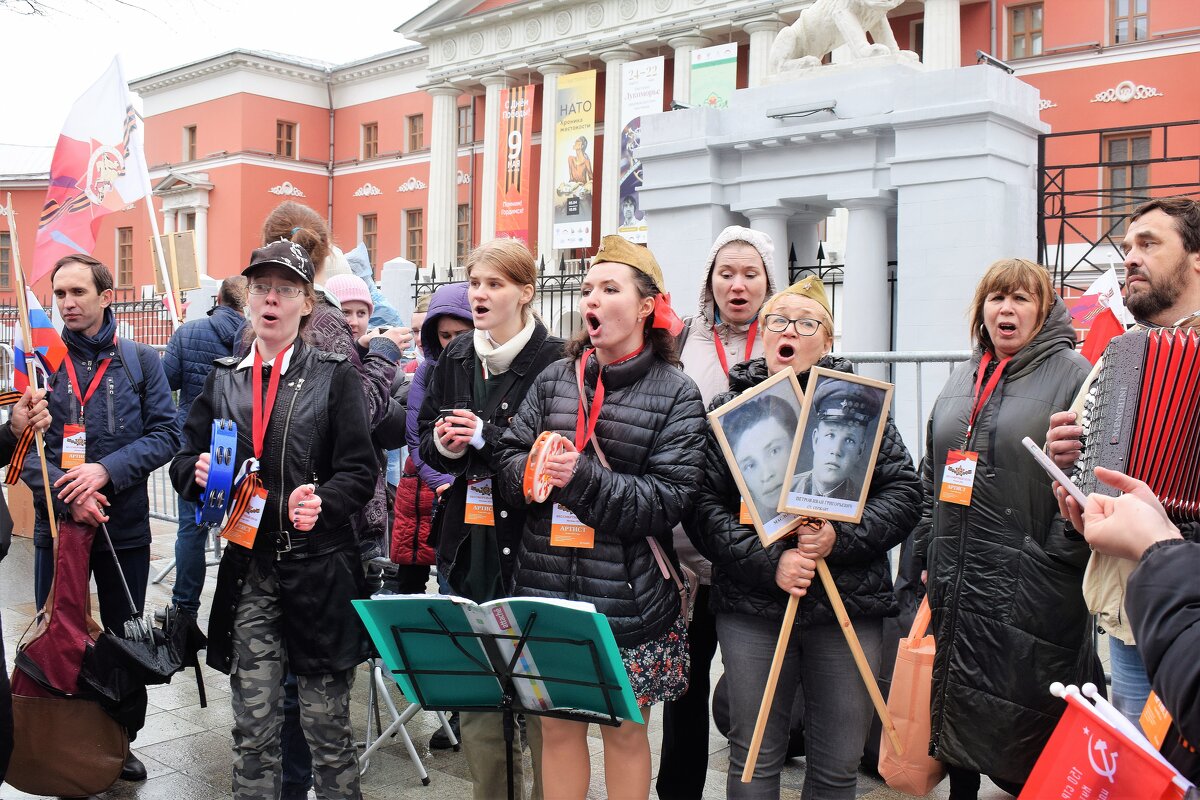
[242,239,315,284]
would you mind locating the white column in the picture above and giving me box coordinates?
[599,48,637,238]
[537,61,574,269]
[923,0,962,70]
[839,198,891,366]
[194,204,209,274]
[480,73,515,242]
[163,208,176,234]
[744,16,784,88]
[426,82,462,271]
[788,212,825,271]
[668,31,709,107]
[743,207,792,291]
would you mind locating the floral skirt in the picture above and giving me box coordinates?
[620,613,689,708]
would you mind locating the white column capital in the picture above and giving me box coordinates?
[480,72,517,89]
[667,30,710,49]
[425,82,464,98]
[742,206,793,222]
[832,191,895,210]
[537,60,575,78]
[599,47,639,65]
[742,15,784,35]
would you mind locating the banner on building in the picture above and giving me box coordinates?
[495,84,536,244]
[690,42,738,109]
[552,69,597,250]
[617,57,664,244]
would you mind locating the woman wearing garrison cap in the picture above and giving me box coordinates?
[496,235,706,799]
[686,277,920,799]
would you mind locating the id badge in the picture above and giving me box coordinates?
[739,499,753,525]
[550,502,595,548]
[939,450,978,506]
[465,478,496,526]
[1140,691,1173,749]
[223,486,268,550]
[62,424,86,469]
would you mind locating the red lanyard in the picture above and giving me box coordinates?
[965,352,1010,442]
[63,338,115,422]
[712,319,758,377]
[575,346,643,451]
[252,344,291,460]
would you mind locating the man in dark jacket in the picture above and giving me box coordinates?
[161,275,246,615]
[23,254,179,783]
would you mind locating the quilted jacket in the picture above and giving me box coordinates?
[687,356,921,627]
[913,297,1100,784]
[162,303,245,428]
[495,348,706,648]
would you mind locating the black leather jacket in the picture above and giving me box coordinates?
[170,339,377,674]
[495,348,706,648]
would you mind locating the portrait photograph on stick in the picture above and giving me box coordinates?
[708,367,807,546]
[782,367,893,523]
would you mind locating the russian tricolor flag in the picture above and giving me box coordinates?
[13,289,66,392]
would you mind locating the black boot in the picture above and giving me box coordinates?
[120,751,147,781]
[429,712,460,750]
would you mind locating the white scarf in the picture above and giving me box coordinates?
[474,315,536,378]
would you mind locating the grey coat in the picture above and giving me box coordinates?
[914,297,1101,784]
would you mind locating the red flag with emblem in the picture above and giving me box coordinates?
[1020,688,1187,800]
[31,57,148,287]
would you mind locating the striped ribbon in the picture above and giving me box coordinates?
[0,391,33,485]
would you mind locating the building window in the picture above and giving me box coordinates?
[1111,0,1148,44]
[1104,131,1151,237]
[361,214,378,270]
[910,21,925,62]
[0,232,10,290]
[456,204,472,262]
[276,121,297,159]
[183,125,197,162]
[116,227,134,288]
[407,115,425,152]
[457,105,474,146]
[362,122,379,159]
[180,211,196,231]
[1009,4,1043,59]
[406,209,424,267]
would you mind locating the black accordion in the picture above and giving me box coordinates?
[1073,327,1200,522]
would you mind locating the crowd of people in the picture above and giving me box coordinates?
[0,194,1196,800]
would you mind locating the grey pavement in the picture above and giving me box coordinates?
[0,520,1015,799]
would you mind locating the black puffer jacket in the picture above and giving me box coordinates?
[688,356,920,627]
[914,297,1099,784]
[495,348,706,648]
[418,322,564,600]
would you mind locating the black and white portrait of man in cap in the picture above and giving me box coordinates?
[790,378,884,506]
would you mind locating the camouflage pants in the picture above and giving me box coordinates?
[230,560,361,799]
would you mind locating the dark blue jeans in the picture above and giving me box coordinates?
[172,496,205,616]
[717,612,882,800]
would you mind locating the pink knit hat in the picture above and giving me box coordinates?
[325,274,373,314]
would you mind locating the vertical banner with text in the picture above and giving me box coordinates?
[617,56,664,244]
[690,42,738,108]
[553,69,597,250]
[495,84,536,244]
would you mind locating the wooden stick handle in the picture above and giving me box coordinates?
[740,592,799,783]
[815,558,904,756]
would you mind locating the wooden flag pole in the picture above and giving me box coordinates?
[1,194,59,540]
[740,555,904,784]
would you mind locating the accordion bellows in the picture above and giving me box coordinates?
[1074,328,1200,521]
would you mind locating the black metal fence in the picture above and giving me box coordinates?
[0,288,183,350]
[413,263,587,339]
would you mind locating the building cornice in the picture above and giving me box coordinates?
[1012,32,1200,77]
[132,52,331,97]
[331,48,430,85]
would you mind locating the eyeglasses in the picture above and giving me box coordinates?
[248,282,304,299]
[764,314,824,337]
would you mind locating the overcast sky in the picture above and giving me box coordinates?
[3,0,435,147]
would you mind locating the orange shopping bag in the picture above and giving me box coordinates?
[878,597,946,795]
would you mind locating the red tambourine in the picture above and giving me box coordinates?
[522,431,565,503]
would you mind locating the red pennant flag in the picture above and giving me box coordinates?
[1020,689,1186,800]
[1080,306,1126,365]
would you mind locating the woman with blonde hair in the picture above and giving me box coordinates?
[914,258,1102,798]
[418,237,563,799]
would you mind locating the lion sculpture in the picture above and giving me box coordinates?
[768,0,919,74]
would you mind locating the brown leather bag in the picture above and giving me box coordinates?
[7,518,128,796]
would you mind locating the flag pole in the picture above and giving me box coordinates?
[131,111,182,331]
[1,194,59,540]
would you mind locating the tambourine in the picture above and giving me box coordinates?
[196,418,238,528]
[522,431,565,504]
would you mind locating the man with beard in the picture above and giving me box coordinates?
[1045,195,1200,730]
